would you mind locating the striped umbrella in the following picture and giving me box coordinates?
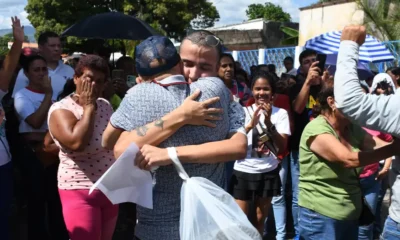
[305,31,394,63]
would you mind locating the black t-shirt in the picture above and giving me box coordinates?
[289,74,321,151]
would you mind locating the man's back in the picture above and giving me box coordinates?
[110,75,232,240]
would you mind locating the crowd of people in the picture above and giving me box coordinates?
[1,17,400,240]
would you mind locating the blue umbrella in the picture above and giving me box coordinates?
[305,31,394,63]
[325,54,374,80]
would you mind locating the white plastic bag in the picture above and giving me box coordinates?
[167,148,262,240]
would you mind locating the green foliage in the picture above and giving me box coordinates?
[357,0,400,41]
[0,33,30,57]
[280,26,299,45]
[25,0,219,53]
[246,3,291,22]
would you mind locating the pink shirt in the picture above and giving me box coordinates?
[360,128,393,178]
[48,96,115,190]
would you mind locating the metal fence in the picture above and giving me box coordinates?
[264,47,296,75]
[233,41,400,76]
[232,47,296,75]
[236,50,259,73]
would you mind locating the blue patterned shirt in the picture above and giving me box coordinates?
[110,75,244,240]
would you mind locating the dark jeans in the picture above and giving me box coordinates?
[20,144,68,240]
[299,206,358,240]
[0,161,13,240]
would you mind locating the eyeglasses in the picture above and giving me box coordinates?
[186,30,222,48]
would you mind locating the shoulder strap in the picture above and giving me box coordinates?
[246,106,266,135]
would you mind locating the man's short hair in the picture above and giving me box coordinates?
[284,56,294,63]
[38,31,60,46]
[183,30,222,58]
[299,49,317,65]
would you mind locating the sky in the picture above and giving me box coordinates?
[0,0,317,30]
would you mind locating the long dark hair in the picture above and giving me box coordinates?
[250,70,276,94]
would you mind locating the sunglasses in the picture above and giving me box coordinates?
[186,30,222,48]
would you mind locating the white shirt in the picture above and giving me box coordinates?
[12,60,74,100]
[0,90,11,166]
[287,68,298,76]
[14,88,50,133]
[234,104,291,174]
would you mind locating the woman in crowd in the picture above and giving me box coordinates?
[14,55,68,240]
[230,71,291,234]
[236,68,251,89]
[218,53,251,105]
[0,16,23,240]
[386,67,400,92]
[358,83,393,240]
[47,55,118,240]
[298,87,398,240]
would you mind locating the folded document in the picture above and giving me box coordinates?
[90,143,153,209]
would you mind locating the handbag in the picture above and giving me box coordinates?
[355,169,375,226]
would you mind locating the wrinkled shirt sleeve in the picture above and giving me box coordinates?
[334,41,400,137]
[228,101,246,135]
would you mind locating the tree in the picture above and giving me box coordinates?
[25,0,220,53]
[0,33,31,57]
[246,3,291,22]
[357,0,400,41]
[280,26,298,46]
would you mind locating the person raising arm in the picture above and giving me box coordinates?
[335,25,400,137]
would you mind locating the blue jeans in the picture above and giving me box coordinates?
[291,151,300,237]
[270,156,289,240]
[380,216,400,240]
[299,206,358,240]
[359,172,380,240]
[375,164,389,236]
[0,161,13,240]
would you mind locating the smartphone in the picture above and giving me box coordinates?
[316,54,327,76]
[127,75,136,88]
[112,69,124,80]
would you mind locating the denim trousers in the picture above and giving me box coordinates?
[290,151,300,238]
[266,156,289,240]
[299,206,358,240]
[381,216,400,240]
[0,161,13,240]
[359,172,381,240]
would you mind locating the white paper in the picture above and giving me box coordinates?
[90,143,154,209]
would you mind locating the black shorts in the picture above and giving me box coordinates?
[229,167,281,201]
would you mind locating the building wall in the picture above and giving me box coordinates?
[299,1,365,46]
[211,22,299,51]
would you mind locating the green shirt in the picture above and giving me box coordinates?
[110,94,121,111]
[298,116,365,221]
